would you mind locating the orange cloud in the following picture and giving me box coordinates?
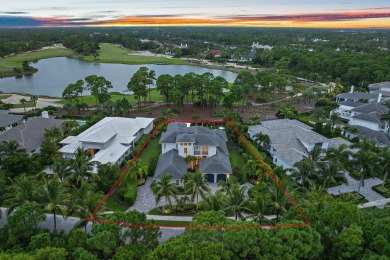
[93,11,390,28]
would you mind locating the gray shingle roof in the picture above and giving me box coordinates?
[0,111,23,128]
[154,149,188,180]
[199,151,232,174]
[195,134,218,145]
[273,150,305,167]
[337,92,378,101]
[368,81,390,89]
[0,117,63,153]
[347,125,390,146]
[340,100,365,108]
[352,113,382,123]
[351,103,389,114]
[176,133,196,143]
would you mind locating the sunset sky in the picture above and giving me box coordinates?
[1,0,390,28]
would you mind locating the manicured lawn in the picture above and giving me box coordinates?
[136,138,161,167]
[83,43,188,65]
[153,220,191,227]
[104,195,129,212]
[0,94,12,99]
[60,90,164,106]
[12,102,35,109]
[0,48,73,73]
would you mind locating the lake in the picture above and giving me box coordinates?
[0,57,237,97]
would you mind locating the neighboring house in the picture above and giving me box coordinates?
[59,117,154,169]
[251,42,273,50]
[248,50,257,62]
[154,122,232,185]
[343,125,390,147]
[348,101,389,134]
[205,49,222,58]
[0,115,62,154]
[248,119,354,173]
[335,92,380,103]
[0,110,23,132]
[368,81,390,100]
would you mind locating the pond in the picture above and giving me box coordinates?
[0,57,237,97]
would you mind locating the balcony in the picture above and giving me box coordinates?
[194,151,200,155]
[202,151,208,155]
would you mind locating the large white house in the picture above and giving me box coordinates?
[248,119,355,173]
[154,122,232,184]
[59,117,154,168]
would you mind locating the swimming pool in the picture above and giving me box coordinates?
[76,120,87,126]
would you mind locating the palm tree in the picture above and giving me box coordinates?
[329,112,340,129]
[379,147,390,188]
[252,132,270,152]
[352,150,380,194]
[62,120,79,134]
[266,177,295,221]
[30,95,38,109]
[44,126,62,142]
[4,175,38,215]
[292,160,314,197]
[37,178,69,232]
[71,182,105,231]
[185,155,197,171]
[351,139,380,193]
[306,186,334,212]
[19,98,27,113]
[151,174,179,211]
[148,70,156,103]
[245,193,269,223]
[183,171,210,211]
[133,164,148,184]
[325,144,352,165]
[318,159,348,189]
[224,184,249,220]
[68,156,95,186]
[244,159,267,183]
[201,190,226,213]
[51,159,72,182]
[0,140,24,159]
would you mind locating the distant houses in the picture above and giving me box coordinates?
[248,119,355,173]
[154,122,232,185]
[251,42,273,50]
[0,113,62,154]
[333,83,390,145]
[59,117,154,168]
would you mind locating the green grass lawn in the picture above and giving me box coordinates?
[153,220,191,227]
[12,102,35,109]
[136,138,161,167]
[0,94,12,99]
[0,48,73,73]
[104,193,129,212]
[83,43,188,65]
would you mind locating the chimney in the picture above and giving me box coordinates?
[41,111,49,118]
[350,85,354,93]
[377,93,382,103]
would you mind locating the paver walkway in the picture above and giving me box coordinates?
[327,173,385,204]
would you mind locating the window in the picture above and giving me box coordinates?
[180,143,184,146]
[184,148,188,157]
[275,158,278,163]
[164,144,166,149]
[176,180,180,185]
[195,145,199,149]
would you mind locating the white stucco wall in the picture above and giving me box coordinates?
[207,145,217,157]
[161,143,176,154]
[349,118,380,131]
[273,156,293,174]
[178,143,194,157]
[143,122,153,134]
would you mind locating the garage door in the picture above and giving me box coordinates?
[217,174,227,182]
[205,174,214,183]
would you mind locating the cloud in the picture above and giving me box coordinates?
[0,12,29,14]
[1,9,390,28]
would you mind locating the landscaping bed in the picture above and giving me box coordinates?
[148,204,198,216]
[372,181,390,198]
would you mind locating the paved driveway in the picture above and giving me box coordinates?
[327,173,385,202]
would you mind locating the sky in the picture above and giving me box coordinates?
[1,0,390,28]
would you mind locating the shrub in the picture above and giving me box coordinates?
[116,187,127,201]
[123,183,138,206]
[255,97,267,103]
[148,156,159,177]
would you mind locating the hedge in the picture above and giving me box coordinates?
[123,183,138,206]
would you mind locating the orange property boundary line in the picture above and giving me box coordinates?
[89,119,311,229]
